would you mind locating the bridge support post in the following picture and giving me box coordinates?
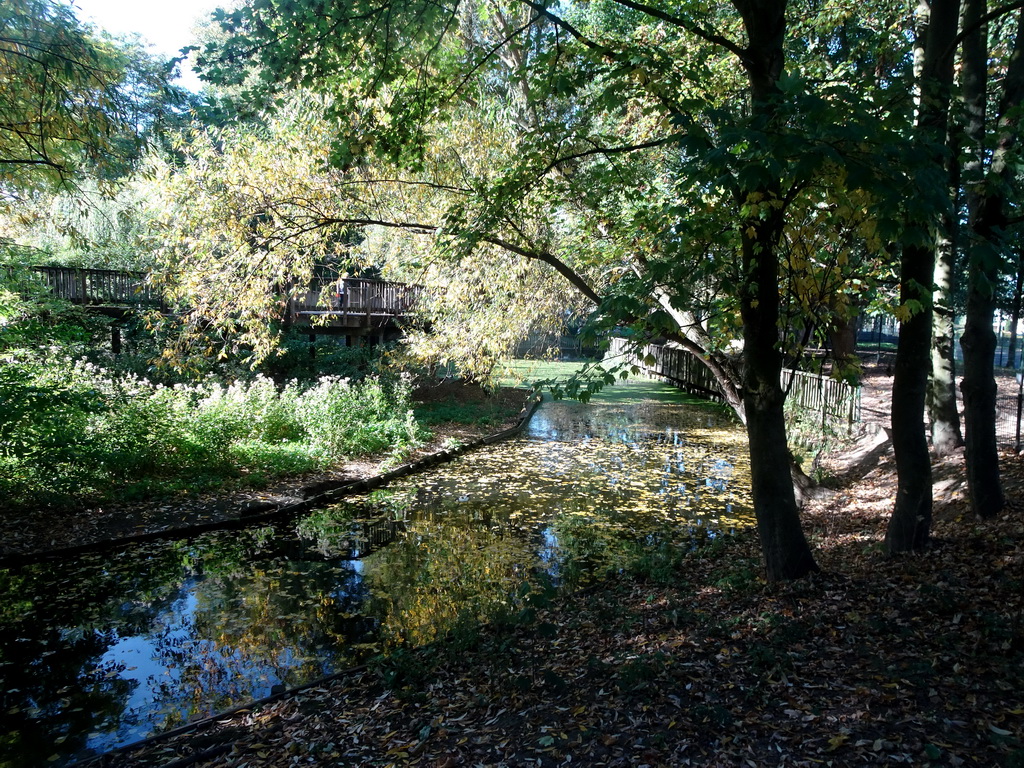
[111,325,122,355]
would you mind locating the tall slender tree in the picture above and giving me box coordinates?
[929,129,964,457]
[886,0,961,553]
[959,1,1024,519]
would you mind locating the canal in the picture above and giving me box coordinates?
[0,380,753,766]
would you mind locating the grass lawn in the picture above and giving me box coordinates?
[493,358,594,386]
[496,358,730,409]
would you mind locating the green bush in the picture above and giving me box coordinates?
[0,360,424,510]
[298,375,420,463]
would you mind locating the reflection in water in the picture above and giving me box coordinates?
[0,391,752,767]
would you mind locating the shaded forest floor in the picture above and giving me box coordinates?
[104,430,1024,766]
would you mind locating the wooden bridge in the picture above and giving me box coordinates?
[31,265,164,313]
[26,266,421,343]
[286,279,421,339]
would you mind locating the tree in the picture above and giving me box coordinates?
[1,178,164,269]
[183,0,942,580]
[958,0,1024,519]
[928,128,964,457]
[0,0,192,196]
[885,0,961,554]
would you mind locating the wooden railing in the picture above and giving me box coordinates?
[287,278,421,318]
[607,337,861,429]
[30,266,163,307]
[781,367,862,428]
[609,337,727,402]
[22,267,420,326]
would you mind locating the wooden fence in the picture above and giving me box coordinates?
[610,337,727,401]
[780,367,862,429]
[607,337,861,429]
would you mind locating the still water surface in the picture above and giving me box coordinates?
[0,388,752,766]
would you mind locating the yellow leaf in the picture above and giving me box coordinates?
[827,733,849,751]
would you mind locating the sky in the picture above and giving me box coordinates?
[68,0,222,90]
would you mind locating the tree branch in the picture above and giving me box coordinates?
[519,0,614,55]
[945,0,1024,59]
[604,0,748,61]
[540,136,679,176]
[321,215,604,304]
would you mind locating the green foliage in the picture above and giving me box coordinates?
[784,396,854,481]
[256,335,387,383]
[411,397,516,429]
[298,374,419,463]
[616,652,670,691]
[2,180,162,270]
[0,360,424,510]
[0,266,113,351]
[0,0,194,191]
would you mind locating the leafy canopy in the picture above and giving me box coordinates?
[0,0,193,195]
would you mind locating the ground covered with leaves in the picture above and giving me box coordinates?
[101,441,1024,768]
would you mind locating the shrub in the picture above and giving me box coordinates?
[0,360,424,510]
[298,375,421,463]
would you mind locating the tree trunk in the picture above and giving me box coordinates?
[1006,248,1023,369]
[929,131,964,456]
[829,312,859,377]
[740,216,819,581]
[887,0,960,553]
[930,233,963,454]
[961,216,1005,518]
[889,261,935,552]
[959,0,1019,519]
[732,0,819,580]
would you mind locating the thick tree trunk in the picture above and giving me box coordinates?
[889,243,934,552]
[740,218,819,581]
[744,375,820,580]
[887,0,960,552]
[961,230,1005,517]
[731,0,819,580]
[828,312,859,376]
[958,0,1023,519]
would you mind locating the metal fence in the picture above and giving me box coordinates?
[993,382,1024,449]
[608,337,862,429]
